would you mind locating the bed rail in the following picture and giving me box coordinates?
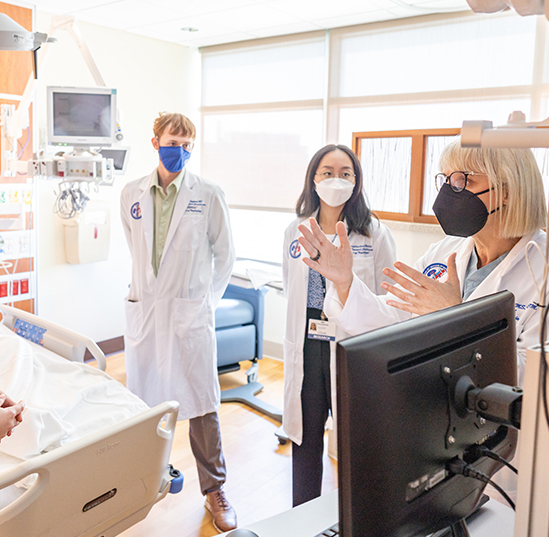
[0,305,107,371]
[0,401,180,537]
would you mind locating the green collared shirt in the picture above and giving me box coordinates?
[150,168,185,276]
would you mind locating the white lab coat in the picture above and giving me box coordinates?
[282,216,397,444]
[324,230,547,387]
[120,169,235,420]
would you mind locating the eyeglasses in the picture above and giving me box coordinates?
[316,171,356,180]
[158,139,194,152]
[435,171,475,193]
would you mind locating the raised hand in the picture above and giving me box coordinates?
[298,218,354,304]
[381,253,462,315]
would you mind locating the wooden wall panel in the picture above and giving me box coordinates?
[11,298,34,313]
[0,2,33,96]
[0,2,35,315]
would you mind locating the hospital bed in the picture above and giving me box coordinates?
[0,305,183,537]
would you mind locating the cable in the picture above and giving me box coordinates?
[527,205,549,431]
[540,299,549,429]
[525,240,545,297]
[467,445,518,475]
[446,458,515,511]
[17,127,30,159]
[53,181,90,219]
[540,197,549,431]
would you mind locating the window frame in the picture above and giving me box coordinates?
[352,128,460,224]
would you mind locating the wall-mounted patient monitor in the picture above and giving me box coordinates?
[47,86,117,148]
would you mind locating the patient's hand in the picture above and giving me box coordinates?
[0,391,25,441]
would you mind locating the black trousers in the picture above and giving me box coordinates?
[292,307,332,507]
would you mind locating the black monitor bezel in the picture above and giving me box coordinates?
[336,291,518,537]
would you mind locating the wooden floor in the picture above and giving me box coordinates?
[106,354,338,537]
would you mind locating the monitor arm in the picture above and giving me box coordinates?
[10,15,106,141]
[455,375,523,430]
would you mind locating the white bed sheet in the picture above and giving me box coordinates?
[0,323,148,486]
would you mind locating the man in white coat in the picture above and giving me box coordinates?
[120,112,236,533]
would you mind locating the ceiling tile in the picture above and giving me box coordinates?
[67,0,187,29]
[408,0,470,9]
[249,21,323,38]
[131,16,239,42]
[140,0,262,16]
[379,0,469,17]
[264,0,387,19]
[30,0,474,48]
[199,3,305,31]
[32,0,120,14]
[181,31,258,47]
[311,9,400,28]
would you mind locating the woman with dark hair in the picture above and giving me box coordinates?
[282,144,396,507]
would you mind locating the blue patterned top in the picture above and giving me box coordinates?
[307,267,326,309]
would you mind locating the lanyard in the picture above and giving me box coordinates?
[319,233,337,321]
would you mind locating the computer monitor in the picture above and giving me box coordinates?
[97,146,130,175]
[47,86,117,147]
[336,291,518,537]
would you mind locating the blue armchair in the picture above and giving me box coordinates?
[215,283,282,422]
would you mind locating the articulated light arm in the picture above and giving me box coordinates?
[462,112,549,148]
[11,16,106,139]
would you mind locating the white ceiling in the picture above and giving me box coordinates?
[30,0,472,48]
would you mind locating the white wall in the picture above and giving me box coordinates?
[30,12,446,352]
[384,221,446,267]
[34,12,200,341]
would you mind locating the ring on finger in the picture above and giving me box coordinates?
[310,250,321,262]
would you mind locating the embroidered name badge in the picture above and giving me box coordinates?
[351,244,373,257]
[185,200,206,214]
[423,263,448,282]
[289,239,301,259]
[131,202,142,220]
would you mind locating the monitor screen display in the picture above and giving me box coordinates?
[336,291,518,537]
[47,87,117,147]
[98,147,130,174]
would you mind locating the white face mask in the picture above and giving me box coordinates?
[315,177,355,207]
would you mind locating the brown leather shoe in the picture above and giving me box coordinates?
[205,487,237,533]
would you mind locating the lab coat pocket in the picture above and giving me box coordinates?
[124,298,144,341]
[172,216,207,252]
[283,336,303,390]
[172,296,211,340]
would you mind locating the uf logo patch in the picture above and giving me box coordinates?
[131,202,142,220]
[289,239,301,259]
[423,263,447,281]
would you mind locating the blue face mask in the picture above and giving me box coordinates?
[158,144,191,173]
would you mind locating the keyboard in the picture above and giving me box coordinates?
[314,522,339,536]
